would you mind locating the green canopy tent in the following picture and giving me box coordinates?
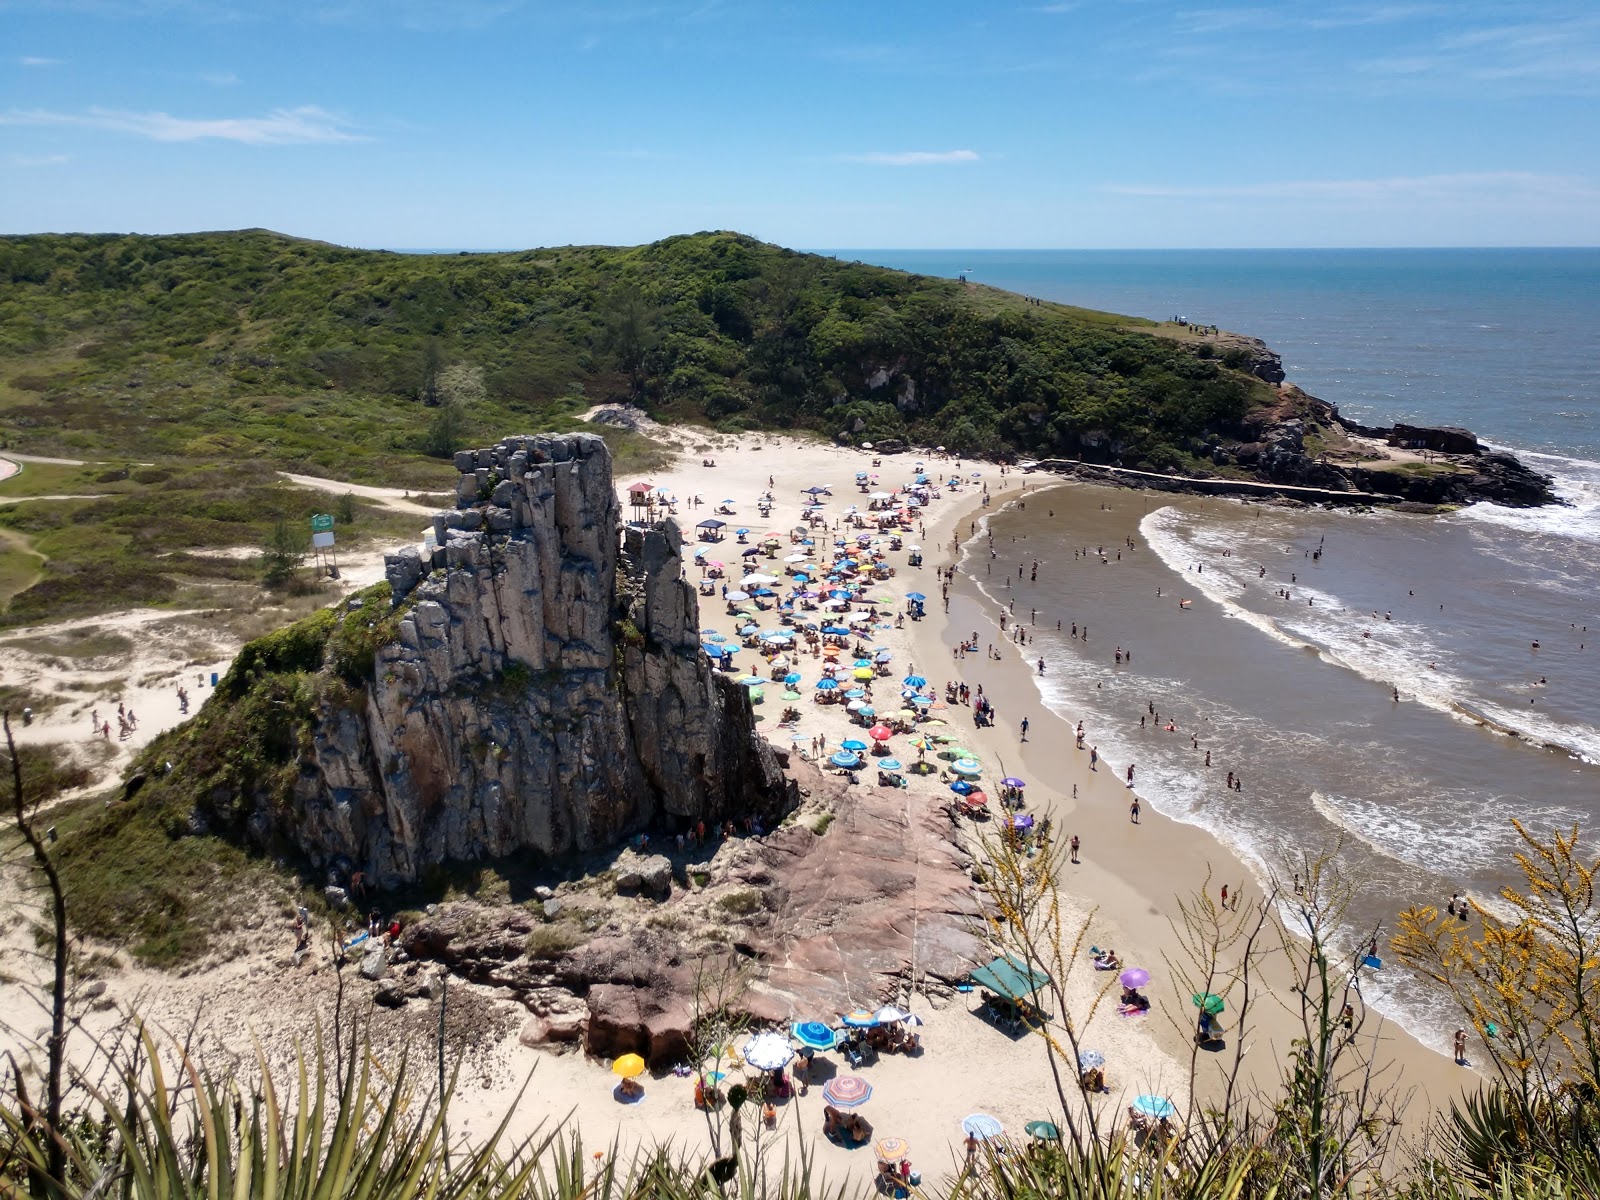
[968,955,1050,1016]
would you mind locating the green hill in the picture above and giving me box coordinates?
[0,228,1270,474]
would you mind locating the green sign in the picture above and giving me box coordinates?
[310,513,335,532]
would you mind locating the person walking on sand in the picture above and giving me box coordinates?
[1070,834,1080,863]
[1453,1028,1468,1064]
[1089,746,1098,770]
[1220,884,1229,909]
[1130,796,1141,823]
[1020,716,1029,742]
[1126,763,1135,786]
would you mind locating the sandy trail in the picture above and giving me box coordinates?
[278,472,439,516]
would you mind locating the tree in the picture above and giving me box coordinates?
[600,290,661,401]
[1394,821,1600,1178]
[261,518,309,585]
[3,712,69,1193]
[335,491,357,525]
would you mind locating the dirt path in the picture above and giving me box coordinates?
[278,472,438,516]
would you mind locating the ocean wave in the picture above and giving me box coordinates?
[1454,445,1600,544]
[1140,505,1600,762]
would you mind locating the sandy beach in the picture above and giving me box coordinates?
[0,425,1473,1190]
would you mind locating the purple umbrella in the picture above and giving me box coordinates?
[1001,777,1026,789]
[1120,968,1151,989]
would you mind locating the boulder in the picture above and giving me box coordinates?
[359,942,388,981]
[615,852,674,898]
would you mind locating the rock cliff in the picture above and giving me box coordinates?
[187,434,793,885]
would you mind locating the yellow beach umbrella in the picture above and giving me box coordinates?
[853,667,874,680]
[612,1053,646,1078]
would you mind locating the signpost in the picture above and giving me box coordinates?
[310,513,338,578]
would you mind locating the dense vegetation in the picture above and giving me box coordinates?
[0,229,1271,474]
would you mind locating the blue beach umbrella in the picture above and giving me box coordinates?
[1132,1095,1177,1120]
[793,1021,837,1050]
[844,688,866,699]
[815,678,840,691]
[841,1010,878,1028]
[906,593,926,603]
[840,739,868,752]
[830,750,862,769]
[853,658,874,669]
[702,644,727,658]
[962,1114,1004,1140]
[902,674,927,689]
[910,695,932,707]
[739,676,764,686]
[950,781,974,795]
[877,758,902,770]
[784,672,803,685]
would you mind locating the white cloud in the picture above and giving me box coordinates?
[19,55,65,66]
[0,105,363,144]
[8,152,71,166]
[845,149,980,166]
[199,69,240,85]
[1102,171,1600,205]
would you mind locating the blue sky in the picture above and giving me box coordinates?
[2,0,1597,248]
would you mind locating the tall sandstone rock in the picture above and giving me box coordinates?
[289,434,793,884]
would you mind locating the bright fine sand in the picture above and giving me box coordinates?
[0,429,1473,1190]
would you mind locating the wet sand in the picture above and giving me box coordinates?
[903,478,1471,1124]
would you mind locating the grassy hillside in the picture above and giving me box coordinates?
[0,229,1273,620]
[0,229,1271,473]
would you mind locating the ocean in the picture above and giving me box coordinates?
[845,249,1600,1046]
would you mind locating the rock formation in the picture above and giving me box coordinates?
[390,761,984,1065]
[274,434,793,884]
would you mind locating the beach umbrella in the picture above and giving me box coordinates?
[1193,993,1226,1015]
[738,675,765,686]
[823,1075,873,1108]
[822,624,851,636]
[846,699,867,712]
[868,725,893,741]
[902,674,927,689]
[791,732,809,743]
[895,708,915,721]
[612,1054,645,1078]
[853,667,875,681]
[735,528,750,536]
[875,1137,910,1162]
[877,758,902,770]
[905,594,927,604]
[701,644,727,658]
[726,590,750,602]
[851,657,873,668]
[847,613,873,626]
[815,678,839,691]
[841,1010,878,1027]
[950,781,974,795]
[784,553,809,563]
[793,1021,837,1050]
[962,1114,1004,1140]
[1132,1095,1177,1120]
[742,547,761,557]
[910,695,932,707]
[1001,776,1026,789]
[739,624,760,635]
[874,649,892,663]
[844,688,866,699]
[952,759,983,777]
[874,1005,910,1023]
[1025,1120,1060,1141]
[830,751,862,769]
[963,790,989,807]
[840,738,868,752]
[743,1032,795,1072]
[1077,1049,1105,1070]
[858,706,875,718]
[784,672,803,685]
[1011,814,1035,831]
[743,573,777,585]
[1120,968,1151,989]
[781,690,802,700]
